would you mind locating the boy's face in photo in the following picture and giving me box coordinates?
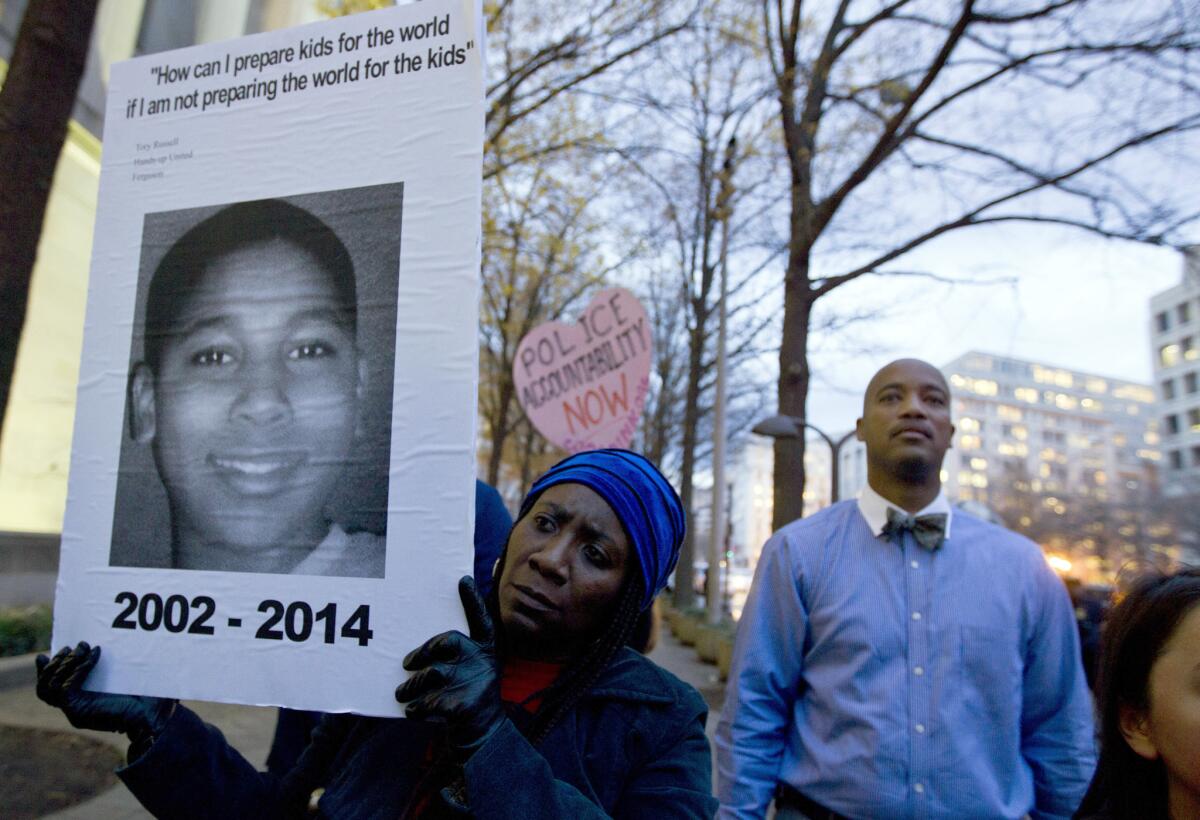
[130,237,364,559]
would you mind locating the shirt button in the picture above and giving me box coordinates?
[914,783,925,794]
[915,723,926,734]
[911,611,922,620]
[910,560,919,569]
[913,666,924,676]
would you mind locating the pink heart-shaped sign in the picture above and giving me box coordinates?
[513,287,652,453]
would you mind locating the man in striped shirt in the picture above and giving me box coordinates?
[716,358,1095,819]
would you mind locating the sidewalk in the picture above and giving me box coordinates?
[2,628,726,819]
[1,654,283,820]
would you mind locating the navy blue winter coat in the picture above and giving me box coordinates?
[116,646,717,819]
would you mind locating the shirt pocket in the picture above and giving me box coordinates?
[958,624,1023,729]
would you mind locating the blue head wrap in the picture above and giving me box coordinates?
[518,449,685,611]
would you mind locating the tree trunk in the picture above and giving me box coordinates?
[485,374,515,486]
[517,418,543,495]
[772,256,813,530]
[0,0,99,441]
[673,304,711,610]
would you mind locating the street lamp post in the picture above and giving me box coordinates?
[707,136,736,625]
[751,415,857,503]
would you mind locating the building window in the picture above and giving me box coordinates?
[1180,302,1192,324]
[1170,450,1184,470]
[1157,311,1170,332]
[1192,445,1200,467]
[1187,372,1198,394]
[1163,379,1177,400]
[1166,414,1180,435]
[1190,408,1200,430]
[1113,384,1156,403]
[1161,343,1180,367]
[1186,337,1197,361]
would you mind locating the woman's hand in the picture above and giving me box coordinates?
[35,642,176,743]
[396,577,504,757]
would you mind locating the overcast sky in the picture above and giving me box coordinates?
[797,226,1185,436]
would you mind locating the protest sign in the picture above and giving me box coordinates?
[51,0,483,717]
[513,287,652,453]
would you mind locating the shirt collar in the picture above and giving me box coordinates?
[857,482,953,541]
[290,522,343,575]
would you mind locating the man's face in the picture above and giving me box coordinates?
[133,238,363,555]
[498,483,631,661]
[856,359,954,483]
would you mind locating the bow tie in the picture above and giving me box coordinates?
[882,507,947,552]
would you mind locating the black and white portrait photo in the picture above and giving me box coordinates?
[108,184,403,578]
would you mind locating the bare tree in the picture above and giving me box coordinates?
[992,459,1186,579]
[479,155,640,491]
[0,0,98,440]
[761,0,1200,528]
[483,0,694,180]
[615,3,781,606]
[476,0,708,492]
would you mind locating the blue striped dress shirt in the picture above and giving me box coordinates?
[715,493,1095,819]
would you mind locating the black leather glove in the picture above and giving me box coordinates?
[35,642,176,746]
[396,577,504,758]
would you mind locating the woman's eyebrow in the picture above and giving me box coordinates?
[577,521,616,547]
[539,501,569,519]
[536,502,616,545]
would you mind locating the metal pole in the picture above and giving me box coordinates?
[722,481,733,616]
[830,438,841,504]
[828,430,857,503]
[707,137,735,625]
[796,423,856,506]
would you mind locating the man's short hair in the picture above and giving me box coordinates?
[142,198,357,372]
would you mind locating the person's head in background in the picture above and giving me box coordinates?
[127,199,365,574]
[1076,568,1200,820]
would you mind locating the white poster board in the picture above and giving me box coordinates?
[51,0,484,718]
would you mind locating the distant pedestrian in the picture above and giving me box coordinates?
[716,358,1095,819]
[1065,577,1108,690]
[1074,568,1200,820]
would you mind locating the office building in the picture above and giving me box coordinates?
[1150,247,1200,496]
[941,352,1176,581]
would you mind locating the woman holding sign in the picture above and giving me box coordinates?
[37,449,717,819]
